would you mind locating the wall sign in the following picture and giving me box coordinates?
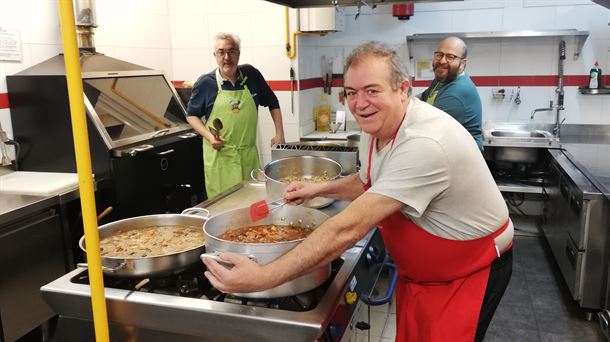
[415,59,434,81]
[0,27,23,62]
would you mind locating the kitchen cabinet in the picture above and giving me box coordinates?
[542,150,610,311]
[0,207,67,342]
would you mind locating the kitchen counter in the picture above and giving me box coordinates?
[560,134,610,200]
[0,185,81,226]
[0,193,60,226]
[196,181,350,218]
[0,181,82,342]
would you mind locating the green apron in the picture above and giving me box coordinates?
[203,68,260,198]
[426,81,442,105]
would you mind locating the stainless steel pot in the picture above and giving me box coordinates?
[192,206,331,298]
[78,211,207,277]
[251,156,342,208]
[346,134,360,148]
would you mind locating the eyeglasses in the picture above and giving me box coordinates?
[215,49,239,57]
[433,51,463,62]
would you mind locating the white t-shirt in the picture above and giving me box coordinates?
[359,97,509,240]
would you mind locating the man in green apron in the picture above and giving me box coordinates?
[186,33,285,198]
[419,37,483,150]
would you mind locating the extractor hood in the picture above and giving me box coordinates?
[265,0,462,8]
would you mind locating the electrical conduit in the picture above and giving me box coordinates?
[284,7,326,59]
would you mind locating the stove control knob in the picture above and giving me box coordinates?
[366,245,380,265]
[355,321,371,331]
[345,291,358,305]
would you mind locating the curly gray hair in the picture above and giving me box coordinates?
[214,32,241,51]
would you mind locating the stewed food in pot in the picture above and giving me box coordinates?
[99,225,205,258]
[219,224,313,243]
[280,171,331,183]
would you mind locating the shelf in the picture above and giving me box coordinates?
[406,29,589,60]
[579,86,610,95]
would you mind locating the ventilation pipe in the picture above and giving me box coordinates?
[74,0,98,52]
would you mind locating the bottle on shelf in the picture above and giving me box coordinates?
[314,94,331,131]
[588,61,602,89]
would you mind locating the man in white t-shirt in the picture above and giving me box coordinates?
[202,41,513,342]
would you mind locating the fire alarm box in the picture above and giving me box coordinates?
[392,2,414,20]
[299,8,344,32]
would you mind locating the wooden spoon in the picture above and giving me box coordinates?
[213,118,223,132]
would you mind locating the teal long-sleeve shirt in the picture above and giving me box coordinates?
[421,74,483,150]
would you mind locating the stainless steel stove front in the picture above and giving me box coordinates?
[41,182,387,342]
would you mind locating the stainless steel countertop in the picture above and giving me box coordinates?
[0,187,81,226]
[196,181,351,222]
[559,134,610,199]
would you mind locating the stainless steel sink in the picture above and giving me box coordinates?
[483,124,561,163]
[483,125,560,149]
[490,130,550,138]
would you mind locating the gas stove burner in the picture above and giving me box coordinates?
[71,262,212,297]
[70,258,344,313]
[219,286,323,311]
[221,293,318,311]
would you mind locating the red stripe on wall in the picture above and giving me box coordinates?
[0,93,9,109]
[171,74,610,93]
[1,74,606,111]
[171,80,185,88]
[266,80,293,91]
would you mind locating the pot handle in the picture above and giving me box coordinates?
[181,207,211,220]
[77,261,127,273]
[200,252,258,269]
[250,168,266,182]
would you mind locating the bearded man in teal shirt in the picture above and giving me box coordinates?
[420,37,483,150]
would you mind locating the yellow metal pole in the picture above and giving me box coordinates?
[57,1,110,341]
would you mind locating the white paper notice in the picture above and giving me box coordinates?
[0,27,22,62]
[415,59,434,81]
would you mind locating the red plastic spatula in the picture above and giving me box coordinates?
[249,198,285,222]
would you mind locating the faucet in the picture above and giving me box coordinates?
[530,100,555,119]
[553,40,566,138]
[530,40,567,138]
[554,117,566,137]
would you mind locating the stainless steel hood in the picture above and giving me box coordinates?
[13,53,151,76]
[265,0,462,8]
[11,54,191,151]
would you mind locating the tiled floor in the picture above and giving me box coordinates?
[356,232,606,341]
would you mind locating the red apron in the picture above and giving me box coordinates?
[364,137,511,342]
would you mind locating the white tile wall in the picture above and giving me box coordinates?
[451,8,504,32]
[171,47,214,81]
[249,46,291,81]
